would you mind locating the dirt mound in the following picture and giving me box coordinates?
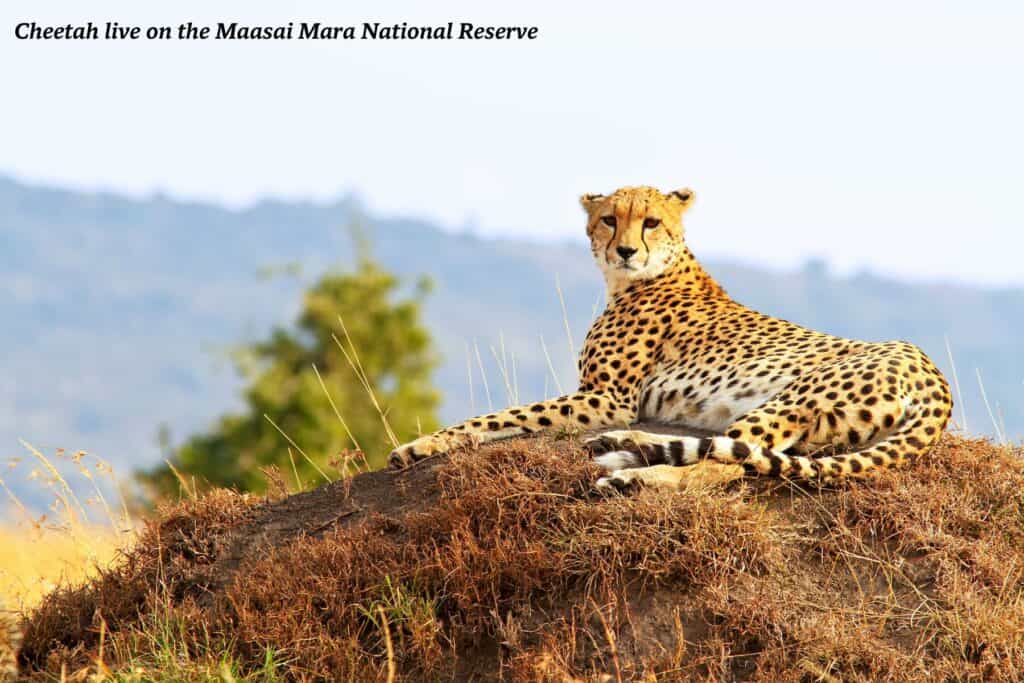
[17,427,1024,681]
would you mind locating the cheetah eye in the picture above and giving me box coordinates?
[643,217,661,229]
[600,216,617,227]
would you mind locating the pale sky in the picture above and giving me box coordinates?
[2,0,1022,285]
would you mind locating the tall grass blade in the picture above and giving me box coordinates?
[554,275,576,372]
[312,363,363,452]
[975,369,1006,444]
[539,335,565,396]
[472,339,493,412]
[264,414,333,483]
[944,335,968,432]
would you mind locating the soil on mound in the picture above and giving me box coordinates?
[17,427,1024,681]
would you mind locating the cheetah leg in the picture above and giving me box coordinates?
[388,391,633,468]
[596,461,745,492]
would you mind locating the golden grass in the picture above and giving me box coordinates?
[0,522,127,680]
[0,523,124,611]
[0,443,137,680]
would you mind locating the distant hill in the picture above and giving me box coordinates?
[0,176,1020,503]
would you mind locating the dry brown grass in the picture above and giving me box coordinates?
[14,432,1024,681]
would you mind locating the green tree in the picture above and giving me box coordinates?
[140,256,440,497]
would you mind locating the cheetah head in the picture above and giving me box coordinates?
[580,186,694,287]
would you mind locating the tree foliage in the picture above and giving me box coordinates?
[140,256,439,497]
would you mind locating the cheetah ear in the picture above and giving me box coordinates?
[667,188,695,211]
[579,193,605,213]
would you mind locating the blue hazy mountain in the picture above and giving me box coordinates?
[1,176,1020,507]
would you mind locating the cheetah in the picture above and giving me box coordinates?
[388,186,953,490]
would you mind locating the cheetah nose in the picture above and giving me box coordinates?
[616,246,638,260]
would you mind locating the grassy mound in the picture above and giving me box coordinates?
[16,431,1024,681]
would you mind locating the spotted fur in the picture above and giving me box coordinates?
[389,186,953,488]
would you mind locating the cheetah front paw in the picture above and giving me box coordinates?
[387,433,451,469]
[387,432,477,469]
